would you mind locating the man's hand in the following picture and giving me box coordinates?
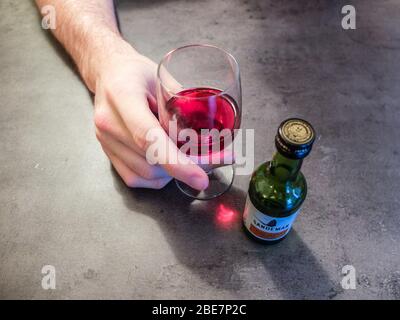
[93,47,209,190]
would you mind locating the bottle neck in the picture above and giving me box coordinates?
[269,151,303,181]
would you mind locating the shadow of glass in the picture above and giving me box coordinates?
[111,166,337,298]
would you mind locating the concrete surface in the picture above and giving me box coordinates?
[0,0,399,299]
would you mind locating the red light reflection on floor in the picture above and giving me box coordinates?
[215,203,238,229]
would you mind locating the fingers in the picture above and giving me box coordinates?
[147,93,158,115]
[107,88,161,153]
[160,142,210,191]
[107,88,209,191]
[98,131,169,180]
[94,101,142,155]
[104,148,172,189]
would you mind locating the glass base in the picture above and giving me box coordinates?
[175,165,235,200]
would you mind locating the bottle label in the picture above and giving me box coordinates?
[243,196,299,241]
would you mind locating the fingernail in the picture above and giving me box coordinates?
[190,176,209,191]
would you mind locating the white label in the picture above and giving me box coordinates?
[243,196,299,241]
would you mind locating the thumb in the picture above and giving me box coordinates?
[145,127,210,191]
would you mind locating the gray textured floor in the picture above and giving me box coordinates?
[0,0,399,299]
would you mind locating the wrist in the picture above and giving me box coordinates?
[81,33,140,92]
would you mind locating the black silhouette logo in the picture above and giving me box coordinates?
[266,219,277,227]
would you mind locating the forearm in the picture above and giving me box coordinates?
[36,0,136,92]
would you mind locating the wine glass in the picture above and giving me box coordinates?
[156,44,242,200]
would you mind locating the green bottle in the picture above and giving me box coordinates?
[243,118,316,244]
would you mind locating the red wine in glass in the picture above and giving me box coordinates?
[164,87,239,156]
[157,45,241,199]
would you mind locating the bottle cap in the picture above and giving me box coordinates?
[275,118,315,159]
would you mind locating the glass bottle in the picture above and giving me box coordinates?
[243,118,316,244]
